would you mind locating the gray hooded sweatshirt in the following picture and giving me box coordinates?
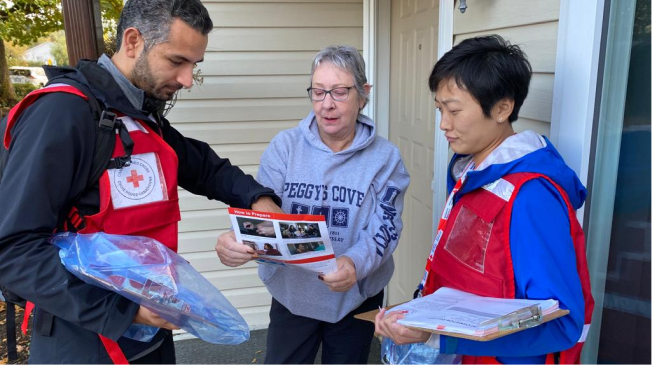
[257,111,410,323]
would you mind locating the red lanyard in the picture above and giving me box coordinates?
[416,160,475,296]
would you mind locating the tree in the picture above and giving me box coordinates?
[0,0,63,106]
[0,0,122,106]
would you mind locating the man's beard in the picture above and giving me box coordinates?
[132,52,181,101]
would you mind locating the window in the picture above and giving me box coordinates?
[584,0,650,363]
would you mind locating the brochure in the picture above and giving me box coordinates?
[228,207,338,274]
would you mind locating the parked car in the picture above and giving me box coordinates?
[9,66,48,87]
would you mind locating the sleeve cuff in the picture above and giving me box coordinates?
[101,296,140,341]
[249,191,282,209]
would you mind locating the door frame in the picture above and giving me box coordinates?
[363,0,454,241]
[550,0,607,225]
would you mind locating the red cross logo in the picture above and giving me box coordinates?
[126,169,144,188]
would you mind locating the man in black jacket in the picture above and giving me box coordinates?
[0,0,281,363]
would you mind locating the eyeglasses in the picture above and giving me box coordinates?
[307,86,355,102]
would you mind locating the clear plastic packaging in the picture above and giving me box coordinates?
[51,232,250,345]
[381,337,461,364]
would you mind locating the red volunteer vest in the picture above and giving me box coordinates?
[423,172,594,365]
[77,111,181,253]
[5,85,181,364]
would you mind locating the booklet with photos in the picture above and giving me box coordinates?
[228,207,338,274]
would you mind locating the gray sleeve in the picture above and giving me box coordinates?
[256,134,289,199]
[344,151,410,280]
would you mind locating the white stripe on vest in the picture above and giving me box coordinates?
[482,178,515,202]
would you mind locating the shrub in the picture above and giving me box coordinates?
[13,83,38,100]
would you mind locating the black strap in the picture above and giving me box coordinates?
[106,117,134,170]
[6,302,18,361]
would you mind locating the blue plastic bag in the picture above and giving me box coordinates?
[381,337,461,364]
[51,232,250,345]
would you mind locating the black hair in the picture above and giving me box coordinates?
[428,35,532,122]
[116,0,213,52]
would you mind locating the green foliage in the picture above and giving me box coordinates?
[101,0,123,24]
[12,82,37,99]
[0,0,63,47]
[4,41,27,67]
[101,0,123,36]
[0,0,122,51]
[0,83,36,108]
[100,0,123,56]
[1,0,122,106]
[49,30,68,66]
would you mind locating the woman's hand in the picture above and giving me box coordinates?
[133,306,179,330]
[320,256,357,292]
[215,230,256,267]
[375,307,431,345]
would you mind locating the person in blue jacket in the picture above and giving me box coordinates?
[375,35,593,364]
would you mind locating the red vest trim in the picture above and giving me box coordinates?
[425,172,594,364]
[4,85,88,148]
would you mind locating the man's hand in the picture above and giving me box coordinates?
[133,306,179,330]
[251,196,284,214]
[374,307,431,345]
[215,230,255,267]
[320,256,357,292]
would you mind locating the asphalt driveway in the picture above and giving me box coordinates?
[174,329,382,364]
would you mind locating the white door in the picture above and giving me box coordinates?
[388,0,439,305]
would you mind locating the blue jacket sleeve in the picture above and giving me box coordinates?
[439,179,585,362]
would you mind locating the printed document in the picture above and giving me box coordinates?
[229,208,338,274]
[389,287,560,337]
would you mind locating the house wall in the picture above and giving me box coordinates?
[165,0,363,329]
[453,0,561,136]
[24,42,55,64]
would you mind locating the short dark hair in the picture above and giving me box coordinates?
[116,0,213,52]
[428,35,532,122]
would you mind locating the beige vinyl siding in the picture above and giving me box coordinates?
[164,0,363,330]
[453,0,560,136]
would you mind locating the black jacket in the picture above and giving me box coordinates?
[0,60,279,363]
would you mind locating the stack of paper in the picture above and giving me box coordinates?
[388,287,562,338]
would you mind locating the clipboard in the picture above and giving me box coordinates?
[355,304,569,342]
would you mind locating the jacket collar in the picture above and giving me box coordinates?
[44,59,160,123]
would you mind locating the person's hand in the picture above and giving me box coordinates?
[242,221,254,230]
[255,221,275,237]
[133,306,179,330]
[374,307,431,345]
[215,230,256,267]
[320,256,357,292]
[251,196,284,214]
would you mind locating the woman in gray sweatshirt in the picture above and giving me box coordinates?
[216,45,409,364]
